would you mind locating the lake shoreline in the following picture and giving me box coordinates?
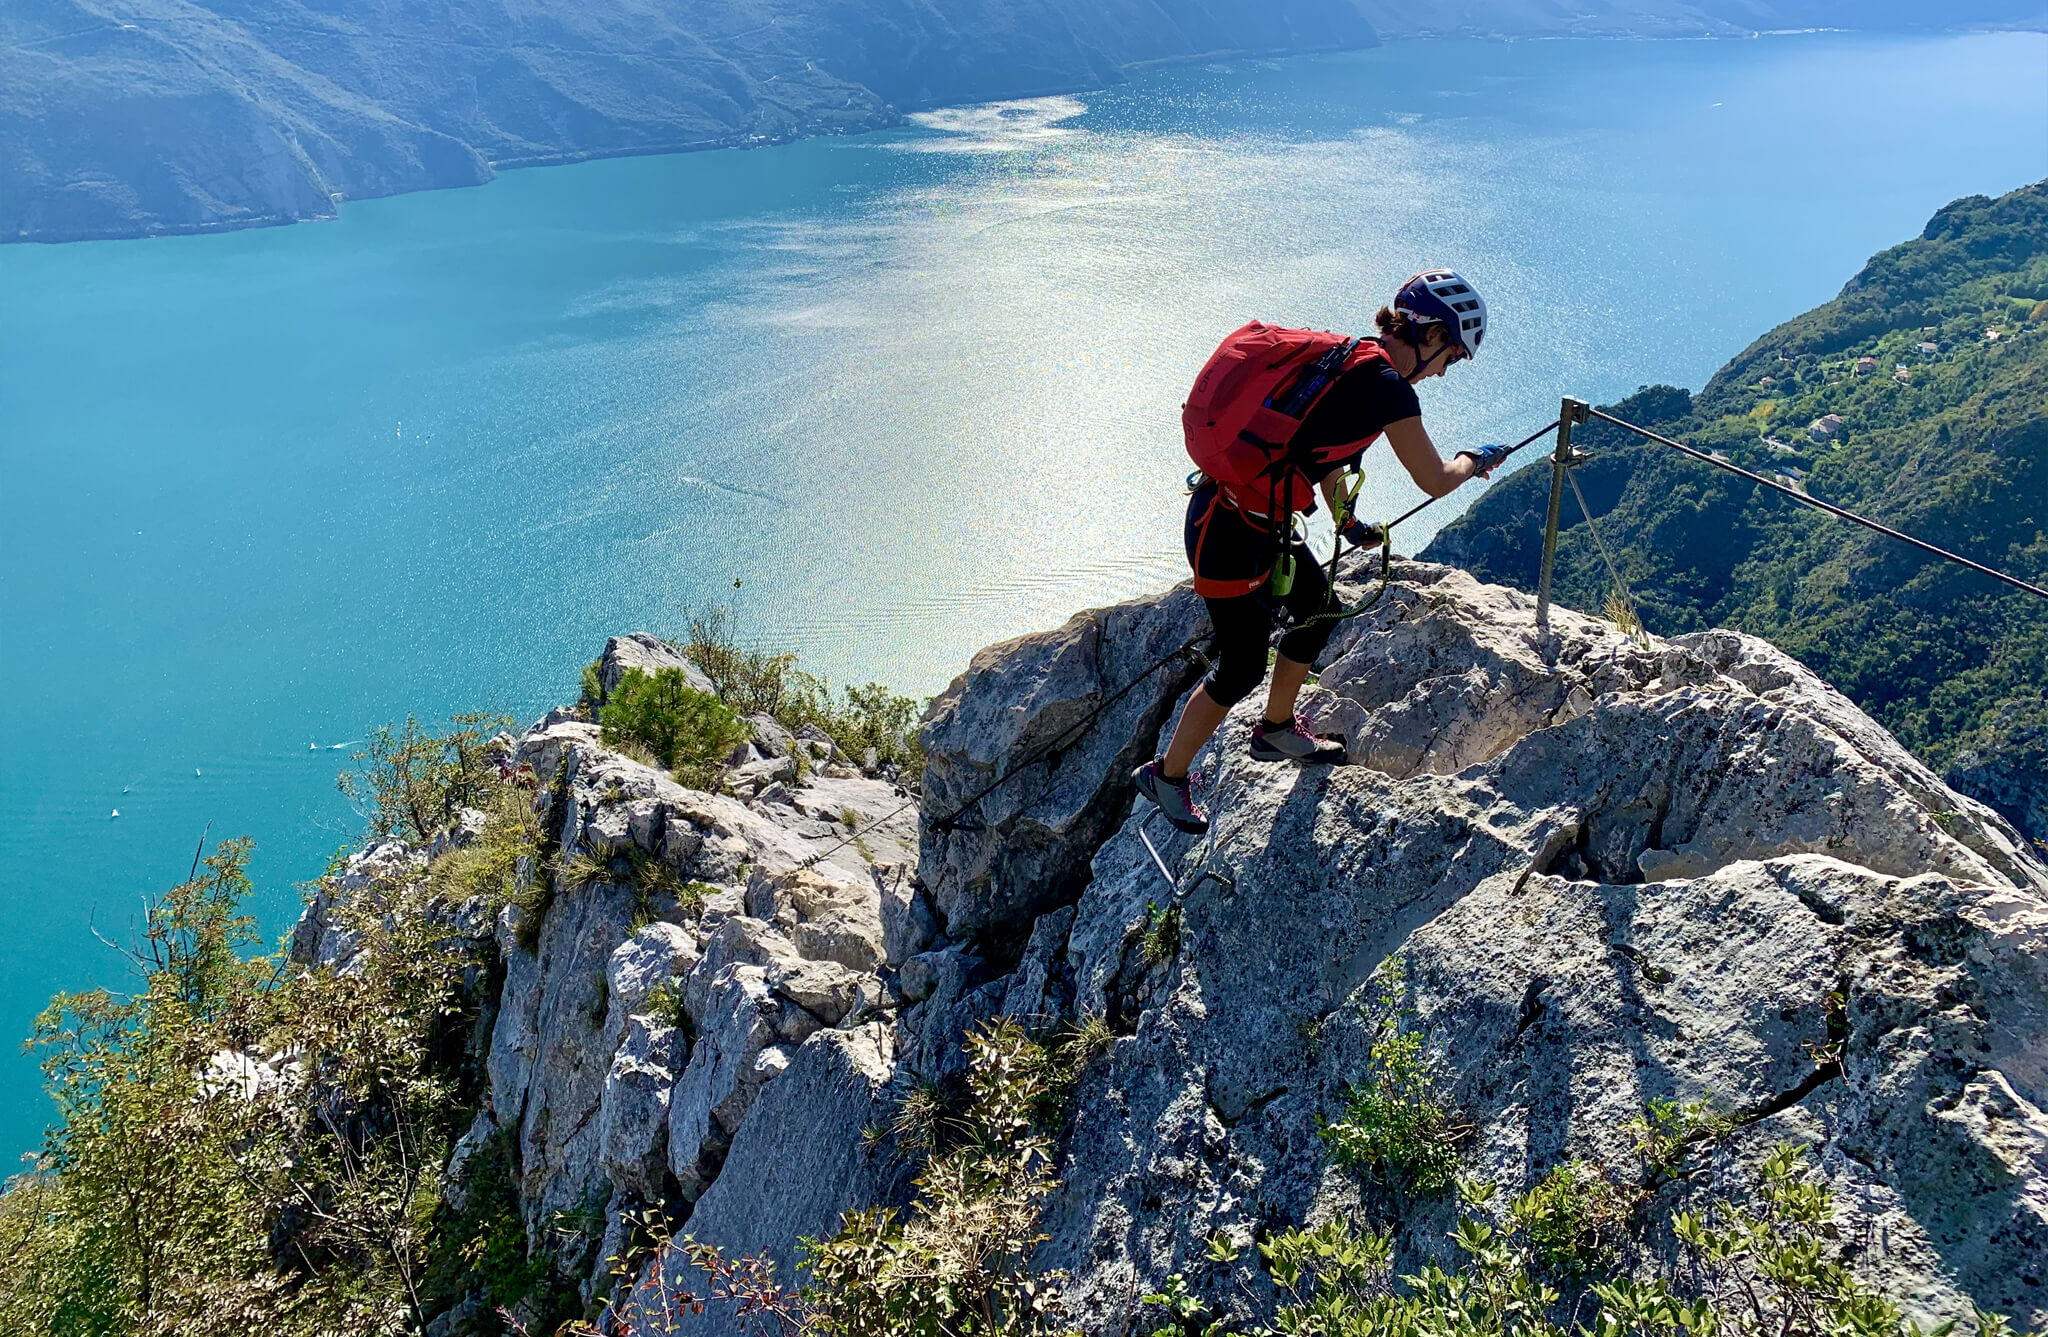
[13,23,2037,249]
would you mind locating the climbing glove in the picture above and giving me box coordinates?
[1340,517,1386,548]
[1458,442,1513,477]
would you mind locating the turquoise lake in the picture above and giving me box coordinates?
[2,31,2044,1156]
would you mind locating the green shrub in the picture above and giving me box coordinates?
[1145,1143,1995,1337]
[598,667,747,789]
[1321,1027,1470,1195]
[1507,1161,1639,1278]
[1142,901,1183,968]
[422,1128,566,1321]
[1,834,503,1336]
[428,778,543,916]
[339,710,513,844]
[674,604,927,772]
[1630,1096,1735,1185]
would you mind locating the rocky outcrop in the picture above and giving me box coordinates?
[308,568,2048,1333]
[634,558,2042,1331]
[919,584,1208,945]
[448,689,924,1292]
[596,633,715,702]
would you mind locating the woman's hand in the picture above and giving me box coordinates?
[1341,517,1386,547]
[1457,443,1513,478]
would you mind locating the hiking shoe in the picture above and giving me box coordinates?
[1249,715,1349,765]
[1133,759,1209,835]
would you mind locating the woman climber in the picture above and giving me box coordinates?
[1134,270,1510,835]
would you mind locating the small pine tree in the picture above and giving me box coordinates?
[599,668,748,790]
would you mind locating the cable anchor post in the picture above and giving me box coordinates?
[1536,397,1590,633]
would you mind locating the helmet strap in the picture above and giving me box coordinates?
[1406,340,1450,385]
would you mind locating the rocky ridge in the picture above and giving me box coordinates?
[297,567,2048,1333]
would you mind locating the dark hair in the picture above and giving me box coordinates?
[1375,304,1421,344]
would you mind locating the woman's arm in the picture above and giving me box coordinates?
[1383,416,1479,498]
[1318,470,1351,519]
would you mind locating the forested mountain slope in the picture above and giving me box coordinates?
[4,0,2042,243]
[1424,181,2048,845]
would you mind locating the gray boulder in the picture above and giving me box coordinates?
[668,963,787,1203]
[597,633,715,702]
[919,583,1208,944]
[509,874,640,1242]
[747,867,887,973]
[598,1015,679,1203]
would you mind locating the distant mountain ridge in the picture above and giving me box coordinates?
[1423,180,2048,847]
[4,0,2042,244]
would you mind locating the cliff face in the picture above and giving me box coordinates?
[301,562,2048,1333]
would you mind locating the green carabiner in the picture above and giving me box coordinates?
[1269,550,1296,598]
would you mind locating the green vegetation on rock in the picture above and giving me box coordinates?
[1424,181,2048,845]
[675,605,927,774]
[598,667,749,789]
[1139,1141,1960,1337]
[0,715,572,1337]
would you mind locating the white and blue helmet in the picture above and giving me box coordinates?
[1395,269,1488,358]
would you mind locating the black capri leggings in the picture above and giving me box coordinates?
[1183,481,1336,707]
[1202,560,1335,707]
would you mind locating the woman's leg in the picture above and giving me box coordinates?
[1161,686,1228,780]
[1261,546,1335,725]
[1262,655,1315,725]
[1160,592,1271,779]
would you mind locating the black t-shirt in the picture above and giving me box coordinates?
[1291,341,1421,481]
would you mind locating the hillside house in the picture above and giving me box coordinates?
[1894,365,1911,383]
[1807,414,1844,442]
[1855,356,1879,375]
[1918,341,1939,357]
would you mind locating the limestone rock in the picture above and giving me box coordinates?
[668,962,783,1202]
[510,874,639,1239]
[747,867,887,973]
[665,1026,911,1337]
[463,560,2045,1333]
[1025,560,2048,1331]
[880,866,937,966]
[442,1111,498,1215]
[598,1014,678,1203]
[1002,904,1077,1025]
[920,583,1208,943]
[748,713,795,761]
[597,633,715,702]
[606,922,700,1017]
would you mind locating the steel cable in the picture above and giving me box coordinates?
[1585,407,2048,603]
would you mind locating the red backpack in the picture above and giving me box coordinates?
[1182,322,1383,514]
